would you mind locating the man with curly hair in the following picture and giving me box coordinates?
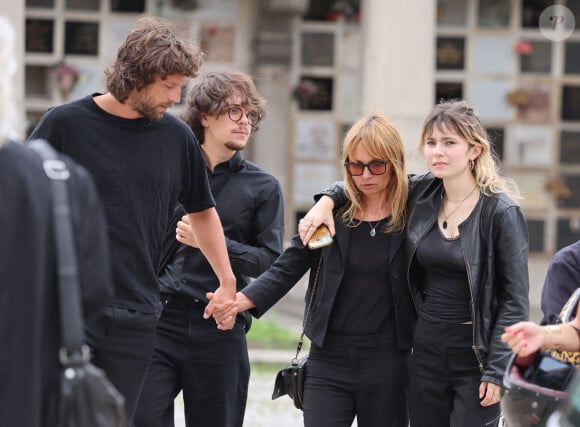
[27,17,236,423]
[135,70,285,427]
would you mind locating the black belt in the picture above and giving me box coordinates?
[160,292,203,309]
[323,332,397,348]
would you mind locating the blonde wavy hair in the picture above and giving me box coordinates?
[0,17,18,146]
[341,113,408,233]
[418,100,521,200]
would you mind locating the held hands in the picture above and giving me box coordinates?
[176,215,198,248]
[205,291,256,330]
[298,196,336,246]
[205,289,237,330]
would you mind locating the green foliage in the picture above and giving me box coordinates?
[246,318,304,350]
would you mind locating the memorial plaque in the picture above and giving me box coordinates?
[565,42,580,74]
[26,19,54,53]
[521,41,551,73]
[558,175,580,209]
[487,127,504,161]
[111,0,145,12]
[301,32,334,67]
[436,37,464,70]
[527,219,545,253]
[26,0,55,7]
[557,217,580,249]
[478,0,510,27]
[562,85,580,121]
[65,21,99,55]
[560,131,580,164]
[435,82,462,102]
[66,0,99,10]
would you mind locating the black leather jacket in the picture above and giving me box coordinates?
[242,216,416,350]
[407,173,529,385]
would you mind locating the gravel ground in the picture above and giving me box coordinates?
[173,363,305,427]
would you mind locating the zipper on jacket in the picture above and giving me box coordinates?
[459,235,484,372]
[406,217,438,316]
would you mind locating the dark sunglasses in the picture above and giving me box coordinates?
[344,160,389,176]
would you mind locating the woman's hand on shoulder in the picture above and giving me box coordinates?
[299,196,336,245]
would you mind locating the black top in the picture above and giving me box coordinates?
[415,223,471,323]
[27,94,214,314]
[159,152,285,305]
[0,140,112,427]
[328,218,394,335]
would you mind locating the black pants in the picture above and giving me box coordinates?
[409,317,501,427]
[133,293,250,427]
[303,333,410,427]
[85,305,159,423]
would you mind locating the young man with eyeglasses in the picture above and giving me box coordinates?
[134,71,285,427]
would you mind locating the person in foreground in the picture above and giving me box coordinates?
[134,71,285,427]
[300,100,529,427]
[0,17,112,426]
[220,113,416,427]
[27,16,236,422]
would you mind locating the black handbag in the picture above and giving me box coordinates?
[271,254,323,410]
[29,140,127,427]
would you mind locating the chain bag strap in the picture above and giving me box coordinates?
[272,252,324,410]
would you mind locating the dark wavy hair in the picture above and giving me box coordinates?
[105,16,204,102]
[181,71,266,144]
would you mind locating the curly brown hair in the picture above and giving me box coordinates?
[105,16,204,102]
[181,71,266,144]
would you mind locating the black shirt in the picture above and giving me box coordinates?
[328,218,394,335]
[27,95,214,314]
[415,223,471,323]
[159,152,285,302]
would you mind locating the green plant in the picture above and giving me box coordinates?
[246,318,305,350]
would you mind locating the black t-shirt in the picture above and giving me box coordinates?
[415,223,471,323]
[27,95,214,313]
[328,218,394,335]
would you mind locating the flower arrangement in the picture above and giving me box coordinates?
[292,79,318,108]
[53,61,80,100]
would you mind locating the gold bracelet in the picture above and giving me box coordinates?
[541,325,562,350]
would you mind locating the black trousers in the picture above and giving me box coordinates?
[133,293,250,427]
[303,333,410,427]
[85,305,159,423]
[409,317,501,427]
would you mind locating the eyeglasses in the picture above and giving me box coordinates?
[344,160,389,176]
[226,106,261,126]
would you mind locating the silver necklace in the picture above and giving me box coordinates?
[441,186,478,229]
[368,219,382,237]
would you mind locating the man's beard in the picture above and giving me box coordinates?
[130,92,167,121]
[224,140,246,152]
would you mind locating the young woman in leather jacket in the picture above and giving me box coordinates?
[300,100,530,427]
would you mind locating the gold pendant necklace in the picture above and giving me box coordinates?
[441,185,478,229]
